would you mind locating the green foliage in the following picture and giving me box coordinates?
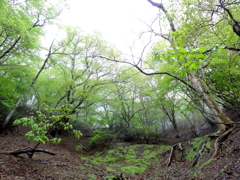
[159,145,172,154]
[89,129,116,150]
[13,105,82,144]
[127,148,136,155]
[87,174,97,180]
[105,167,116,172]
[120,166,146,174]
[103,174,117,180]
[188,171,204,179]
[133,127,163,143]
[199,159,215,169]
[125,155,136,160]
[184,136,207,161]
[75,145,83,151]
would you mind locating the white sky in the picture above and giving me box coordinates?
[58,0,159,55]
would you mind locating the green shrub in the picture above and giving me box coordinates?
[89,129,116,150]
[75,145,83,151]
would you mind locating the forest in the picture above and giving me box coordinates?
[0,0,240,179]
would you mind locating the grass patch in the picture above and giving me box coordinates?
[121,165,146,174]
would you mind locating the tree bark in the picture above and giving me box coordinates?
[187,73,234,133]
[2,39,56,128]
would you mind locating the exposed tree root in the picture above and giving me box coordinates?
[211,127,235,159]
[166,143,183,166]
[191,141,206,167]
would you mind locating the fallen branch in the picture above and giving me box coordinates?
[8,148,56,158]
[211,127,235,159]
[79,143,89,151]
[166,143,183,166]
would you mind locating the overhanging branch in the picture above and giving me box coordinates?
[94,55,194,90]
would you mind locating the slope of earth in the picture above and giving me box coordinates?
[0,126,240,179]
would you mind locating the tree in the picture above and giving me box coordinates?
[33,27,119,134]
[0,0,66,129]
[109,68,145,127]
[98,0,239,134]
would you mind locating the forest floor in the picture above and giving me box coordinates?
[0,126,240,180]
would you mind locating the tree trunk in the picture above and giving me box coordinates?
[187,73,234,133]
[2,39,56,128]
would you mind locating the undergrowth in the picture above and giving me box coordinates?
[184,135,209,161]
[80,143,172,176]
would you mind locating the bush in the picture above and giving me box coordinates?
[116,126,162,143]
[129,127,162,144]
[89,129,116,150]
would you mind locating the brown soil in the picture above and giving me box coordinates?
[0,126,240,180]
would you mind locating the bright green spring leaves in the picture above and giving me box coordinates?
[13,105,82,144]
[153,47,209,77]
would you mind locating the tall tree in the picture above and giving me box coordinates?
[98,0,239,134]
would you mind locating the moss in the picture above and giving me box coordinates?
[103,174,118,180]
[118,147,127,153]
[144,153,157,160]
[159,145,172,153]
[102,157,120,163]
[84,163,90,167]
[200,159,215,169]
[184,136,207,161]
[106,167,116,172]
[121,165,146,174]
[125,155,136,159]
[75,145,83,151]
[188,171,204,178]
[109,164,122,167]
[126,159,151,166]
[147,145,154,148]
[127,148,136,155]
[142,150,150,155]
[87,174,97,180]
[107,150,115,154]
[205,139,212,149]
[90,159,99,165]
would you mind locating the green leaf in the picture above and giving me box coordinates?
[197,54,205,60]
[178,48,187,53]
[190,63,200,70]
[183,61,192,67]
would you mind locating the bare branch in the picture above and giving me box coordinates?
[147,0,176,32]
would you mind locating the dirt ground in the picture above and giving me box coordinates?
[0,126,240,180]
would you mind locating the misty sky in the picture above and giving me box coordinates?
[59,0,159,54]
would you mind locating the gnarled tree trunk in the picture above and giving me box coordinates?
[187,73,234,133]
